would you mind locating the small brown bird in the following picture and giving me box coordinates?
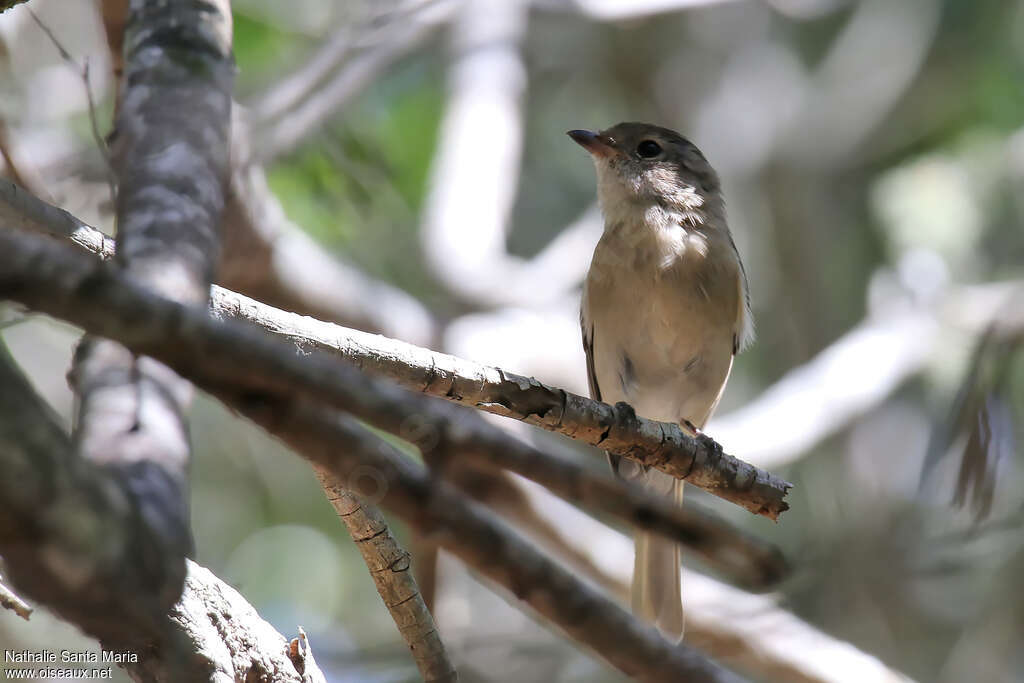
[570,122,753,640]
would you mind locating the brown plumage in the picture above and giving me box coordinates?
[571,122,752,640]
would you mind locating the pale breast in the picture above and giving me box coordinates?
[583,219,739,427]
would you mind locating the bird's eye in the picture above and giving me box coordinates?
[636,140,662,159]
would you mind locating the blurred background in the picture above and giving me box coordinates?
[1,0,1022,681]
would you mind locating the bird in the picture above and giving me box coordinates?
[569,122,753,640]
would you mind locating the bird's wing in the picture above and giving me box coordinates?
[581,318,602,403]
[729,234,755,354]
[583,314,643,479]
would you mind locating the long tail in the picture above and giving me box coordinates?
[632,475,685,641]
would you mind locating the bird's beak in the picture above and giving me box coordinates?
[568,129,617,159]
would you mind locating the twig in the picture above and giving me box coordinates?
[315,470,458,682]
[255,0,456,163]
[0,220,787,580]
[27,10,116,202]
[0,573,32,620]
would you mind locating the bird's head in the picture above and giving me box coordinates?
[568,122,721,218]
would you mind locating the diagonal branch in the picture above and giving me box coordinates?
[209,286,792,521]
[315,471,457,682]
[0,228,749,681]
[1,181,789,519]
[0,344,323,682]
[217,391,748,683]
[0,220,785,583]
[0,573,32,620]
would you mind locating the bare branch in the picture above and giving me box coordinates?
[0,344,322,681]
[315,471,458,682]
[0,221,787,579]
[208,286,792,522]
[63,0,235,616]
[419,0,531,307]
[0,339,178,650]
[710,312,937,469]
[0,230,748,680]
[0,573,32,620]
[224,394,748,682]
[565,0,743,22]
[2,183,791,523]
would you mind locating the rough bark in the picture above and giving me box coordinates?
[0,225,788,589]
[1,182,790,521]
[315,471,458,682]
[227,396,749,683]
[65,0,235,620]
[0,345,321,682]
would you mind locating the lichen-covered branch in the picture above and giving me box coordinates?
[66,0,235,617]
[315,471,457,682]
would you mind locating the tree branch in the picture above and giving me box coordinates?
[1,181,790,519]
[64,0,235,617]
[0,220,786,582]
[0,343,320,681]
[219,391,748,682]
[0,226,752,680]
[94,0,437,345]
[209,285,792,522]
[315,470,458,682]
[0,573,32,620]
[124,562,327,683]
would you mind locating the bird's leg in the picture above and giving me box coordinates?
[681,418,722,456]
